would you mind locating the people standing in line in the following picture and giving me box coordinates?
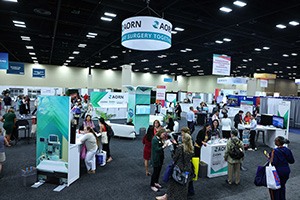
[211,110,220,122]
[234,110,244,140]
[186,106,195,134]
[247,115,257,151]
[3,93,12,114]
[195,123,211,158]
[0,108,16,143]
[243,111,251,124]
[143,123,156,176]
[0,128,10,179]
[83,115,96,131]
[224,130,244,185]
[155,134,194,200]
[126,118,134,126]
[175,103,182,120]
[221,113,232,139]
[211,119,221,138]
[80,126,99,174]
[150,128,168,192]
[99,117,113,163]
[166,115,175,132]
[265,136,294,200]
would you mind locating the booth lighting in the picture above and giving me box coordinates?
[104,12,117,17]
[233,1,246,7]
[220,7,232,13]
[289,21,299,26]
[276,24,286,29]
[101,17,113,21]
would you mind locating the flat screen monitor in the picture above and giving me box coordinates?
[136,105,151,115]
[273,116,284,129]
[260,114,273,126]
[203,107,208,112]
[228,97,239,106]
[49,135,59,142]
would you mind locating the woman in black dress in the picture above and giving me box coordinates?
[194,123,211,158]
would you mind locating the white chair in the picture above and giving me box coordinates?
[173,121,179,133]
[110,123,136,139]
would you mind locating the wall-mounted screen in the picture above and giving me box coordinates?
[228,97,239,106]
[260,114,273,126]
[273,116,284,129]
[136,105,151,115]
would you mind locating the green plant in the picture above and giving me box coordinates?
[94,109,116,121]
[161,113,179,122]
[2,89,10,96]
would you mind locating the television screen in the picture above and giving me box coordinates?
[228,97,239,106]
[136,105,151,115]
[256,115,261,125]
[273,116,284,128]
[49,135,58,142]
[260,114,273,126]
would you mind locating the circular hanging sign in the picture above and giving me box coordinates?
[121,16,172,51]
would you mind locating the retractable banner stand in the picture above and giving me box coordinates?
[166,93,177,106]
[156,85,166,107]
[212,54,231,76]
[278,101,290,133]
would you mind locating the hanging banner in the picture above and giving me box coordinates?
[91,92,128,108]
[212,54,231,76]
[164,78,172,82]
[33,68,45,78]
[0,52,9,70]
[254,73,276,79]
[166,93,177,105]
[156,85,166,107]
[193,96,202,109]
[278,101,290,131]
[7,62,24,75]
[217,77,248,85]
[261,79,268,87]
[121,16,172,51]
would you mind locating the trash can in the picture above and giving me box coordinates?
[139,127,146,135]
[21,167,37,186]
[199,161,208,178]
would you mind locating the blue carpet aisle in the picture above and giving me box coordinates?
[0,117,299,200]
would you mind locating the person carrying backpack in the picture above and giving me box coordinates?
[224,129,245,185]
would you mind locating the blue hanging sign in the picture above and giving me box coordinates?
[7,62,24,75]
[164,78,173,82]
[0,53,9,70]
[33,68,45,78]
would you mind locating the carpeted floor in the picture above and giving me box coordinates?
[0,116,299,200]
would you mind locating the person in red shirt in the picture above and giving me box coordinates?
[84,94,89,101]
[243,111,251,124]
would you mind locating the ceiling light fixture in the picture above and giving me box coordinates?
[73,51,80,54]
[102,60,108,63]
[4,0,18,2]
[233,1,247,7]
[273,63,278,65]
[263,47,270,50]
[289,21,299,26]
[31,57,37,60]
[276,24,286,29]
[243,59,248,62]
[86,35,95,38]
[286,66,291,69]
[26,46,34,49]
[13,20,25,24]
[163,69,169,72]
[291,53,297,56]
[29,52,35,55]
[14,24,26,28]
[219,7,232,13]
[101,17,113,21]
[254,48,261,51]
[153,71,157,73]
[69,56,74,59]
[267,63,272,66]
[95,63,100,65]
[174,27,184,31]
[177,68,183,70]
[112,67,117,70]
[104,12,117,17]
[141,59,148,62]
[215,40,223,44]
[248,59,252,61]
[180,50,187,52]
[110,56,118,59]
[171,31,177,34]
[293,66,297,68]
[66,60,71,63]
[130,63,136,65]
[185,48,192,51]
[78,44,87,48]
[282,54,289,57]
[223,38,231,42]
[88,32,98,36]
[144,68,149,70]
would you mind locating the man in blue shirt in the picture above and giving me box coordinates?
[247,115,257,151]
[186,106,195,134]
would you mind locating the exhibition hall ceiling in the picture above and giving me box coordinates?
[0,0,299,79]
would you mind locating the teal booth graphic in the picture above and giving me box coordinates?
[0,52,9,69]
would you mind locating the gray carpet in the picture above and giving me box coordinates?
[0,116,299,200]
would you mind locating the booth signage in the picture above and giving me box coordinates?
[164,78,173,82]
[212,54,231,76]
[217,77,248,85]
[91,92,128,108]
[121,16,172,51]
[261,79,268,87]
[7,62,24,75]
[254,73,276,79]
[33,68,45,78]
[0,52,9,70]
[295,79,300,84]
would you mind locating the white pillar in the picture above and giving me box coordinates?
[121,65,132,91]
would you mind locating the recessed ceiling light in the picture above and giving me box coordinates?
[242,66,247,68]
[171,31,177,34]
[288,73,292,75]
[78,44,87,48]
[122,50,126,53]
[141,59,148,62]
[256,69,260,71]
[273,63,278,65]
[189,60,195,62]
[33,60,38,63]
[31,57,37,59]
[134,69,139,72]
[66,60,71,63]
[63,63,68,65]
[267,63,272,66]
[104,12,117,17]
[289,21,299,26]
[254,48,261,51]
[95,63,100,65]
[180,50,187,52]
[276,24,286,29]
[91,65,95,68]
[279,71,283,73]
[155,65,161,68]
[14,24,26,28]
[185,48,192,51]
[144,68,149,70]
[286,66,291,69]
[223,38,231,42]
[263,47,270,50]
[4,0,18,2]
[21,36,30,41]
[130,63,136,65]
[186,74,191,76]
[193,65,200,68]
[291,53,297,56]
[112,67,117,70]
[170,63,178,66]
[199,73,204,75]
[88,32,97,36]
[293,73,296,75]
[183,71,188,74]
[219,7,232,13]
[86,35,95,38]
[26,46,34,49]
[163,69,169,72]
[110,55,118,59]
[215,40,223,44]
[193,59,198,61]
[197,70,203,72]
[69,56,74,59]
[73,51,80,54]
[261,68,265,70]
[102,60,108,63]
[283,54,289,57]
[29,52,35,55]
[293,66,297,68]
[177,68,183,70]
[101,17,113,21]
[243,59,248,62]
[153,71,157,73]
[248,59,252,61]
[174,27,184,31]
[233,1,247,7]
[13,20,25,24]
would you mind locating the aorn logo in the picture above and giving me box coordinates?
[152,21,171,33]
[153,21,159,29]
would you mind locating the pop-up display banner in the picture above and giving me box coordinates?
[91,92,128,108]
[121,16,172,51]
[212,54,231,76]
[156,85,166,107]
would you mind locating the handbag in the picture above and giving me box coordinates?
[80,143,87,159]
[172,165,188,185]
[266,150,281,190]
[163,160,174,183]
[101,132,108,144]
[254,164,267,186]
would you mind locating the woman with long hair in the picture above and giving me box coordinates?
[99,117,113,162]
[195,123,211,158]
[211,119,221,138]
[0,108,16,143]
[80,126,99,174]
[83,115,95,131]
[156,134,194,200]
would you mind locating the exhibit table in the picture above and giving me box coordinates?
[200,142,228,178]
[238,124,287,148]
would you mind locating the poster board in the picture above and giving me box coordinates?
[212,54,231,76]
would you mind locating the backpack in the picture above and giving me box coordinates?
[105,124,114,137]
[229,138,244,159]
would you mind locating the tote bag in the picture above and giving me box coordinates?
[101,132,108,144]
[266,150,281,190]
[80,144,87,159]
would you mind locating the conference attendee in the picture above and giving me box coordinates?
[224,130,244,185]
[126,118,134,126]
[186,106,195,134]
[221,113,232,139]
[83,115,96,131]
[80,126,99,174]
[221,103,229,115]
[155,134,194,200]
[0,128,10,178]
[174,103,182,120]
[166,115,174,132]
[99,117,113,163]
[195,123,211,158]
[211,119,221,138]
[84,93,89,101]
[247,115,257,151]
[150,128,168,192]
[167,102,173,115]
[211,110,220,122]
[3,93,12,114]
[212,103,220,114]
[25,95,30,114]
[142,125,155,176]
[266,136,294,200]
[243,111,251,124]
[0,98,1,115]
[234,110,244,140]
[87,103,93,116]
[31,98,38,115]
[0,108,16,143]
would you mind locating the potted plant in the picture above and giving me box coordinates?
[94,109,116,122]
[161,113,179,123]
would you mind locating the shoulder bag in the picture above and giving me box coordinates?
[172,149,188,185]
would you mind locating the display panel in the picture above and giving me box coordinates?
[135,105,151,115]
[228,97,239,106]
[260,114,273,126]
[273,116,284,128]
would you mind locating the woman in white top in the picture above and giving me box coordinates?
[221,113,232,139]
[81,126,99,174]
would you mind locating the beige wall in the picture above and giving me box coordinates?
[273,79,298,96]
